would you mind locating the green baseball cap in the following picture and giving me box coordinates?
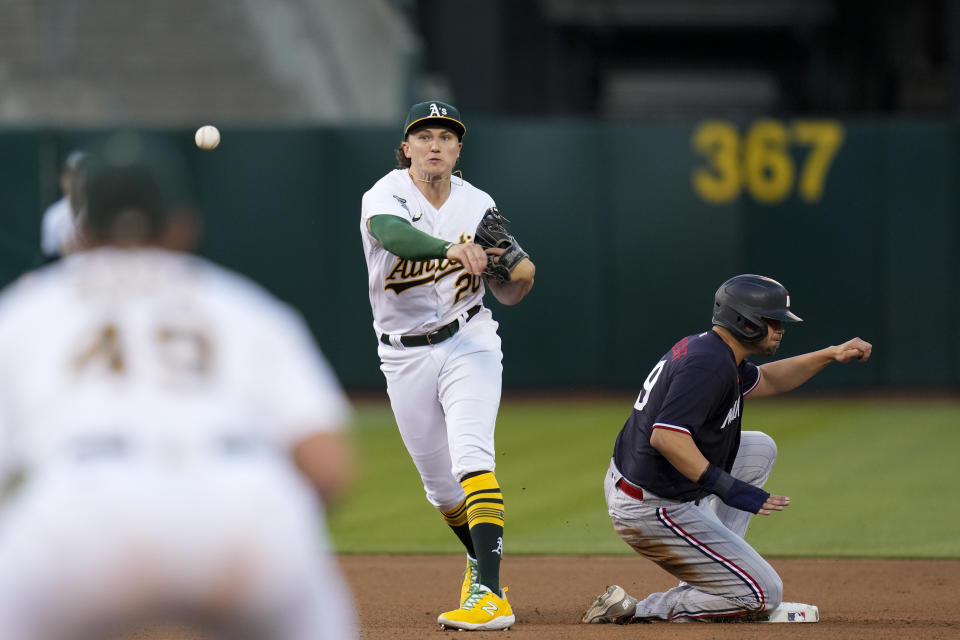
[402,100,466,139]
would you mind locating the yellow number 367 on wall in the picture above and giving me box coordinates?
[692,119,844,205]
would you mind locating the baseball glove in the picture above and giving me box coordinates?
[474,207,529,283]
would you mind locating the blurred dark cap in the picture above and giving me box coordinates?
[82,131,196,208]
[83,164,167,242]
[63,150,87,171]
[79,131,198,244]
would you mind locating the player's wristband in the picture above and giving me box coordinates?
[698,463,770,514]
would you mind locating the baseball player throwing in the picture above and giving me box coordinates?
[360,100,535,631]
[0,155,357,639]
[582,274,871,624]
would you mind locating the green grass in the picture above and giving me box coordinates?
[327,396,960,558]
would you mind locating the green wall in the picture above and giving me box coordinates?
[1,119,957,390]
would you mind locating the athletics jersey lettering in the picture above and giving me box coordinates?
[384,257,464,294]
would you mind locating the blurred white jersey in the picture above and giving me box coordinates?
[0,248,356,640]
[40,196,77,257]
[360,169,494,336]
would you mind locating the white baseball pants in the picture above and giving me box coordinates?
[0,458,357,640]
[378,309,503,512]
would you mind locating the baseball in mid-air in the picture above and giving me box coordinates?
[194,125,220,150]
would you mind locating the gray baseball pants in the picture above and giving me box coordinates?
[605,431,782,621]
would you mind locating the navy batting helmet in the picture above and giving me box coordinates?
[712,274,803,342]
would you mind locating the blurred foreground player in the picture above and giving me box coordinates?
[0,155,357,640]
[582,274,871,624]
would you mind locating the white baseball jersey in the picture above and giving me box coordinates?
[40,196,77,257]
[0,247,355,640]
[360,169,495,336]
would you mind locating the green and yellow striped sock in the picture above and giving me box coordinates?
[441,499,476,558]
[461,471,505,593]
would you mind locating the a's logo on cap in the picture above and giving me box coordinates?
[429,103,447,117]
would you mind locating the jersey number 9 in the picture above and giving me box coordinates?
[634,359,666,413]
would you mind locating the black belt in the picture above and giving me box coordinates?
[380,305,481,347]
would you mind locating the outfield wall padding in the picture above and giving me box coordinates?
[1,119,956,390]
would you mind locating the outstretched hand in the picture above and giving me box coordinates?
[833,337,872,363]
[446,242,488,276]
[757,494,790,516]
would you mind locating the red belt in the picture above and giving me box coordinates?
[615,478,644,501]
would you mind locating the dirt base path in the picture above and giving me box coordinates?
[341,555,960,639]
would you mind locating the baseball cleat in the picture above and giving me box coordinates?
[760,602,820,623]
[438,584,514,631]
[460,556,480,607]
[581,584,638,624]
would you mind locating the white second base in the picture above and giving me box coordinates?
[763,602,820,623]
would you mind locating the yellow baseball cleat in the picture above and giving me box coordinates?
[439,584,514,631]
[460,556,479,607]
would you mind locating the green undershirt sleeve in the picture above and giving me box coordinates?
[369,214,451,260]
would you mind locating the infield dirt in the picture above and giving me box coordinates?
[343,555,959,639]
[124,555,959,639]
